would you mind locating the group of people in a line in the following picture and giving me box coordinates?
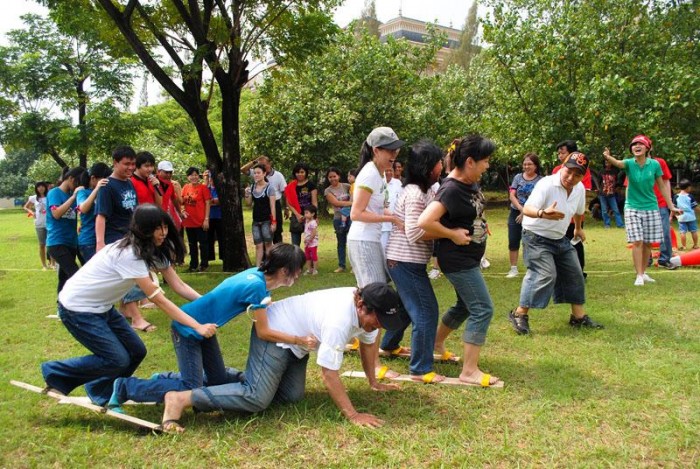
[32,127,696,433]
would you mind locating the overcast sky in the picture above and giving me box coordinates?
[0,1,475,156]
[1,1,474,41]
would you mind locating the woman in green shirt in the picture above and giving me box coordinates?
[603,135,680,286]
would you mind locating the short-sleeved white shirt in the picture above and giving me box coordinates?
[522,173,586,240]
[266,170,287,200]
[265,287,377,370]
[58,243,157,313]
[381,178,403,232]
[347,162,386,242]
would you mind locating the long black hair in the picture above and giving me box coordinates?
[358,141,374,172]
[259,243,305,277]
[446,135,496,169]
[405,140,443,193]
[117,204,185,268]
[34,181,48,198]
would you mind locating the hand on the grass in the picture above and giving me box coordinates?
[370,382,400,392]
[348,412,385,428]
[196,323,218,338]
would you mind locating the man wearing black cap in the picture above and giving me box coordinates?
[159,283,406,432]
[508,152,604,335]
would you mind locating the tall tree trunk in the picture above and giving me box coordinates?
[76,80,88,168]
[216,81,250,271]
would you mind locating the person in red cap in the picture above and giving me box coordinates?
[604,135,681,286]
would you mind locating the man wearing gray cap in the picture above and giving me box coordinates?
[159,283,407,432]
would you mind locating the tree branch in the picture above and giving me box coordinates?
[241,1,293,57]
[134,3,186,69]
[94,0,190,111]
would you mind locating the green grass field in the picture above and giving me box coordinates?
[1,205,698,467]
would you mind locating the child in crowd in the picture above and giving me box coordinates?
[675,179,698,250]
[303,205,319,274]
[339,169,357,228]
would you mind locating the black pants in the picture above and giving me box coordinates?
[564,222,585,272]
[185,227,209,270]
[273,200,283,244]
[207,218,224,261]
[47,245,80,293]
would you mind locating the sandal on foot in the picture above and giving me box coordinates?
[348,337,360,351]
[461,372,500,387]
[161,419,185,434]
[375,365,399,380]
[132,323,157,333]
[437,351,456,361]
[411,371,445,384]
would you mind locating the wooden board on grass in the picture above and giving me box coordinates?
[344,344,462,363]
[10,380,162,432]
[340,371,504,388]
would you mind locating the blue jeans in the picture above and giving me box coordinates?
[519,230,585,309]
[442,267,494,346]
[333,218,351,269]
[191,327,308,413]
[78,244,96,263]
[381,260,439,375]
[113,327,231,404]
[41,305,147,406]
[658,207,672,264]
[598,194,624,228]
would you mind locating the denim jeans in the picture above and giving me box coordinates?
[442,267,494,346]
[191,326,308,413]
[47,245,80,293]
[41,305,147,406]
[113,326,229,404]
[381,260,439,375]
[519,230,586,309]
[78,244,96,263]
[290,231,302,247]
[185,227,209,269]
[658,207,672,264]
[332,218,351,269]
[598,194,624,228]
[122,284,147,304]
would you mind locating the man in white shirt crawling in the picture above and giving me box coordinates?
[160,283,408,432]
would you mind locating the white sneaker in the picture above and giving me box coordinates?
[506,267,519,278]
[642,273,656,283]
[634,276,644,286]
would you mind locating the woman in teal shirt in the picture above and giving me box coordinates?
[604,135,680,286]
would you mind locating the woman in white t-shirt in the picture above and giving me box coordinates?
[41,204,218,406]
[23,182,49,270]
[347,127,405,378]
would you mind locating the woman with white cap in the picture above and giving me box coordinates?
[347,127,405,379]
[604,135,681,286]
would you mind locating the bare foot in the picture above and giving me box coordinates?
[459,369,501,387]
[162,391,191,433]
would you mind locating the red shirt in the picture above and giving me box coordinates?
[131,175,157,204]
[181,183,211,228]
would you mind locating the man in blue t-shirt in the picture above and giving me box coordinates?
[96,146,138,249]
[95,146,154,331]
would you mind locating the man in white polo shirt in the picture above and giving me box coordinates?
[508,152,603,335]
[159,283,407,432]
